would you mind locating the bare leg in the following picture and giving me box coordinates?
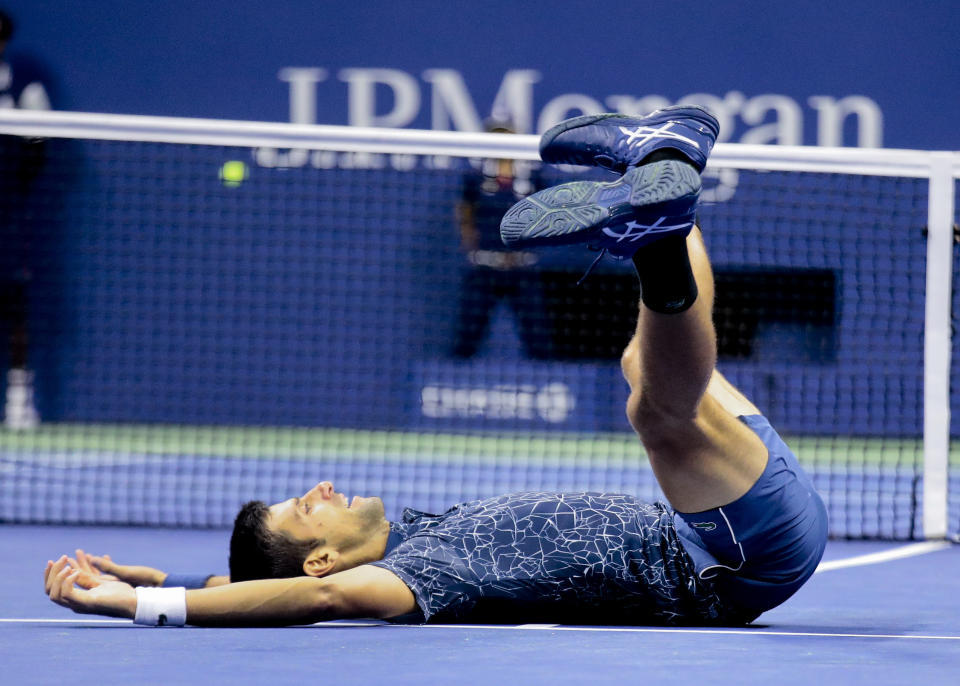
[621,228,767,513]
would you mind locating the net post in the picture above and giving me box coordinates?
[922,152,956,540]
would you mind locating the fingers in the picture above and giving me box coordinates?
[74,549,92,571]
[85,550,107,569]
[77,549,119,581]
[58,570,83,608]
[87,552,118,575]
[50,553,104,595]
[72,568,102,590]
[66,554,86,578]
[44,555,68,595]
[67,548,109,588]
[45,556,82,609]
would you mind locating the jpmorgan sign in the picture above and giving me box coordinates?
[278,67,883,147]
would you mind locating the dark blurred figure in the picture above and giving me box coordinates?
[0,8,51,429]
[450,120,552,360]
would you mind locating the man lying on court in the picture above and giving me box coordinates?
[43,107,828,628]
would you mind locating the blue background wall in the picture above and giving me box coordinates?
[6,0,960,148]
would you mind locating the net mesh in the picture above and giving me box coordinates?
[0,132,950,540]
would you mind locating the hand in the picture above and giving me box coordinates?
[44,555,137,619]
[69,549,167,587]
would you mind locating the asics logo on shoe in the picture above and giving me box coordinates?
[618,123,701,150]
[602,217,693,244]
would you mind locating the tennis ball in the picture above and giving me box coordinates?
[219,160,248,187]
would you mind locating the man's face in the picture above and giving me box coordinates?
[267,481,386,553]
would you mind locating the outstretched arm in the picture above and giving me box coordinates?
[70,549,229,588]
[44,556,416,626]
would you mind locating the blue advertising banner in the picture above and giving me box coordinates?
[6,1,959,149]
[412,359,616,433]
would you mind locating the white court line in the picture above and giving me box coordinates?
[412,625,960,641]
[0,618,131,624]
[814,541,952,573]
[0,618,377,627]
[1,618,957,641]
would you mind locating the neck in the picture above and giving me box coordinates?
[334,519,392,573]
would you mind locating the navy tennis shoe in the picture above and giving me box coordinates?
[500,159,701,258]
[539,105,719,173]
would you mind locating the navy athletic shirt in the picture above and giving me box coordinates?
[371,415,827,626]
[371,492,732,625]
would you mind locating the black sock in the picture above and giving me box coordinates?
[640,148,690,166]
[631,233,698,314]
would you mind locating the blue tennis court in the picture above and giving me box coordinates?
[2,525,957,684]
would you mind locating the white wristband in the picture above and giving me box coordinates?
[134,586,187,626]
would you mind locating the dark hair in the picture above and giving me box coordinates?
[228,500,326,582]
[483,116,515,134]
[0,11,13,43]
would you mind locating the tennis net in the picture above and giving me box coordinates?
[0,110,957,539]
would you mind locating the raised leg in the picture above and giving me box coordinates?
[621,229,766,512]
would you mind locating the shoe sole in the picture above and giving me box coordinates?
[500,160,701,251]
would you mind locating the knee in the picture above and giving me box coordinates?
[625,390,666,443]
[620,337,641,388]
[621,341,661,439]
[624,390,644,434]
[625,387,699,451]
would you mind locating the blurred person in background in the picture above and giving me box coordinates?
[450,118,552,360]
[0,7,52,429]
